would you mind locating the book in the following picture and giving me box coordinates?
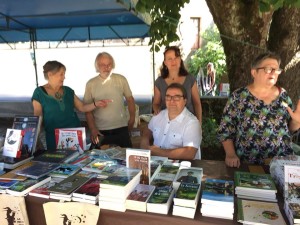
[82,158,117,175]
[284,201,300,225]
[55,127,86,152]
[172,205,197,219]
[150,172,176,188]
[201,178,234,207]
[29,180,59,198]
[49,174,90,199]
[6,175,51,196]
[237,199,286,225]
[0,179,20,189]
[146,186,175,215]
[173,182,201,208]
[99,167,142,200]
[33,149,80,164]
[14,161,61,179]
[284,164,300,201]
[234,171,277,201]
[126,148,151,185]
[125,183,156,212]
[0,161,37,181]
[150,156,168,182]
[173,167,203,190]
[49,163,80,178]
[12,115,42,156]
[201,204,234,220]
[0,155,34,170]
[72,177,101,201]
[3,128,23,158]
[68,153,93,168]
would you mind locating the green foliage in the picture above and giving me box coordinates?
[259,0,300,11]
[135,0,190,52]
[201,117,220,149]
[187,25,226,84]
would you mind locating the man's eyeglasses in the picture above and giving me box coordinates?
[165,95,184,101]
[99,64,112,68]
[256,67,282,75]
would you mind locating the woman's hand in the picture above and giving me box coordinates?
[225,153,240,168]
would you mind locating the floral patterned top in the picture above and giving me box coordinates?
[217,87,294,164]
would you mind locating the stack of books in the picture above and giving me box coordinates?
[200,178,234,220]
[238,199,286,225]
[172,167,203,219]
[98,166,142,212]
[284,201,300,225]
[72,177,102,204]
[234,171,277,202]
[146,163,180,215]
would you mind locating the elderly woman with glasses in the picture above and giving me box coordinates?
[152,46,202,123]
[217,52,300,167]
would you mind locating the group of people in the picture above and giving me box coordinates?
[32,47,300,167]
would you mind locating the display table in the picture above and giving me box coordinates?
[24,160,268,225]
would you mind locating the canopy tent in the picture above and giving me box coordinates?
[0,0,151,88]
[0,0,150,44]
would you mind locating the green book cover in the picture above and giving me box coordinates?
[148,186,173,204]
[234,171,276,191]
[176,182,200,200]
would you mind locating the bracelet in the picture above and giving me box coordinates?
[93,101,97,108]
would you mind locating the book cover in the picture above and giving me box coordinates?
[147,186,175,214]
[55,127,86,152]
[12,115,42,156]
[0,179,20,189]
[3,128,23,158]
[237,199,286,225]
[126,148,151,185]
[234,171,277,193]
[150,172,176,187]
[175,167,203,183]
[49,163,80,178]
[82,158,116,174]
[284,164,300,201]
[159,163,180,175]
[0,155,34,170]
[126,183,155,212]
[173,182,201,208]
[49,174,90,195]
[29,180,58,198]
[0,161,36,181]
[14,161,61,179]
[287,202,300,224]
[33,149,80,164]
[72,177,101,200]
[6,176,51,196]
[201,178,234,206]
[68,153,93,168]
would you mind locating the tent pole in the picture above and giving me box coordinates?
[30,29,39,87]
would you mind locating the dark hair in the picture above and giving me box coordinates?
[251,52,281,69]
[166,83,187,99]
[43,61,66,80]
[160,46,189,79]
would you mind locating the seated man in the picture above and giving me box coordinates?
[140,83,202,160]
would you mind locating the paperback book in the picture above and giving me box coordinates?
[49,163,80,178]
[33,149,80,164]
[3,128,23,158]
[173,167,203,190]
[55,127,86,152]
[0,161,36,181]
[126,148,151,185]
[14,161,61,179]
[147,186,175,215]
[72,177,101,202]
[49,174,90,200]
[173,182,201,208]
[126,183,156,212]
[0,179,20,189]
[284,164,300,201]
[82,158,117,175]
[6,176,51,196]
[12,115,42,156]
[68,153,93,168]
[237,199,286,225]
[29,180,59,198]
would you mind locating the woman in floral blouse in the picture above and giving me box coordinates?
[217,52,300,167]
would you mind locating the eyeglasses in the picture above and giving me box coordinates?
[165,95,184,101]
[256,67,282,75]
[99,64,112,68]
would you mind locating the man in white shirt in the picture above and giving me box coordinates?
[140,83,202,160]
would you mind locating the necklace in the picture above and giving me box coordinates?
[54,91,63,101]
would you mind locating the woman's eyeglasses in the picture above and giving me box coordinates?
[256,67,282,75]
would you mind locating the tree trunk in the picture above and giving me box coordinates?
[205,0,300,104]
